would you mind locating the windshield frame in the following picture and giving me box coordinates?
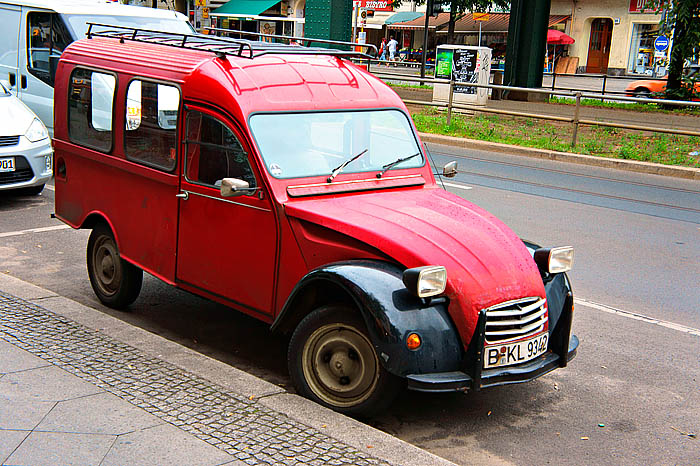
[248,108,425,181]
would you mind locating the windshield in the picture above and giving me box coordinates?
[249,110,423,179]
[63,14,194,40]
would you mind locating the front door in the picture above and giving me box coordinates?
[586,18,612,73]
[176,106,277,319]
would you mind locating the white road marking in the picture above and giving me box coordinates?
[442,182,473,191]
[575,298,700,337]
[0,224,71,238]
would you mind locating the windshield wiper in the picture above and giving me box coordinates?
[327,148,368,183]
[376,152,421,178]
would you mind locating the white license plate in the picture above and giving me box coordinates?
[0,157,15,172]
[484,333,549,369]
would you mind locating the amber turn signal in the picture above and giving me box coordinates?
[406,333,422,350]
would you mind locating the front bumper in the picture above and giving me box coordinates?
[406,286,577,393]
[0,136,53,191]
[406,335,578,392]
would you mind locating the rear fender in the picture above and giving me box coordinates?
[272,260,463,377]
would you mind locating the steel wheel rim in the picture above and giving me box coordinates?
[302,322,379,408]
[92,235,121,297]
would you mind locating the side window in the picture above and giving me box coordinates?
[27,12,71,85]
[185,111,256,190]
[68,68,115,152]
[125,80,180,172]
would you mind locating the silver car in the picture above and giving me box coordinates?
[0,82,52,195]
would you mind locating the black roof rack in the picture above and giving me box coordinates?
[85,23,376,61]
[206,27,377,59]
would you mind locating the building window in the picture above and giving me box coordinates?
[125,80,180,172]
[68,68,116,152]
[628,23,660,75]
[184,111,256,190]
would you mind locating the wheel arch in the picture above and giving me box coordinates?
[273,260,464,377]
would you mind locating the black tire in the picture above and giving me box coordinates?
[288,305,403,417]
[634,87,651,98]
[86,224,142,309]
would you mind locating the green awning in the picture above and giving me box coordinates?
[384,11,423,25]
[211,0,281,17]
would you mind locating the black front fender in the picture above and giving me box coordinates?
[272,260,464,377]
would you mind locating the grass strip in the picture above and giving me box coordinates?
[411,107,700,168]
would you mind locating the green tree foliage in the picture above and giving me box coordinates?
[391,0,510,44]
[657,0,700,100]
[440,0,510,44]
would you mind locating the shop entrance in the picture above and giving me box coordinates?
[586,18,612,73]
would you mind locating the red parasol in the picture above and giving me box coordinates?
[547,29,575,45]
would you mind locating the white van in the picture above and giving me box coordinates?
[0,0,193,136]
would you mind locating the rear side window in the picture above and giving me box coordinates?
[68,68,115,152]
[125,80,180,172]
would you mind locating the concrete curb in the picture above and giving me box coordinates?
[419,132,700,181]
[0,272,457,466]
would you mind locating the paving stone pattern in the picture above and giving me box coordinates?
[0,292,391,466]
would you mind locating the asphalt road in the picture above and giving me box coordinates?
[1,146,698,465]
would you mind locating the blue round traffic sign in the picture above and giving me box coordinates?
[654,36,669,52]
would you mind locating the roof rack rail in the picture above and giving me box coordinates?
[86,23,256,59]
[85,23,376,61]
[206,27,377,59]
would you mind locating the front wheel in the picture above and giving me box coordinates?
[288,305,402,417]
[87,225,142,309]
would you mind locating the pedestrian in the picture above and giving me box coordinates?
[379,38,387,61]
[387,36,398,61]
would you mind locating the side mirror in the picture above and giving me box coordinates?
[220,178,250,197]
[442,161,458,178]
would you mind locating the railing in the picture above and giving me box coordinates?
[371,72,700,147]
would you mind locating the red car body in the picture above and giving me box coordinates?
[54,29,577,415]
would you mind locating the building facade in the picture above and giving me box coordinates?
[551,0,664,76]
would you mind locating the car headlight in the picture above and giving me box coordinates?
[402,265,447,298]
[25,118,48,143]
[534,246,574,274]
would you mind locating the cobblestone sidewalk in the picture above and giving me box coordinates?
[0,291,393,466]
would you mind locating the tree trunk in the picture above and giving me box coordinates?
[447,0,457,44]
[666,3,688,93]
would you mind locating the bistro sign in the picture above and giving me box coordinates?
[359,0,393,12]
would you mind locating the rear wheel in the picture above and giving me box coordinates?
[87,225,142,309]
[634,87,651,98]
[288,305,402,417]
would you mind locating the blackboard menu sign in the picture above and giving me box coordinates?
[453,49,477,94]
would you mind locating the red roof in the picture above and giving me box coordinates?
[61,37,404,118]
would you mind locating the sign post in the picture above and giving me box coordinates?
[473,12,489,48]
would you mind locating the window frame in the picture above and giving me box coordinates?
[67,66,118,154]
[183,108,257,193]
[26,11,72,86]
[123,76,182,173]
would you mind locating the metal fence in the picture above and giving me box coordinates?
[370,72,700,147]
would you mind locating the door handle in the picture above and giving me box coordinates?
[175,192,189,200]
[21,75,27,89]
[9,73,16,87]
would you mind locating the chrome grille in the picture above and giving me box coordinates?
[484,297,548,344]
[0,136,20,147]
